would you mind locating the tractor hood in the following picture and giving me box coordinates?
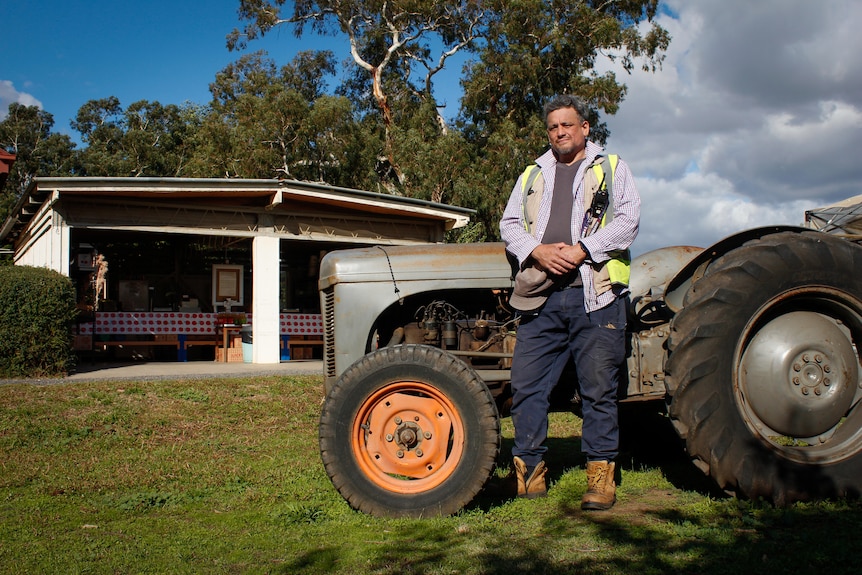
[319,242,513,291]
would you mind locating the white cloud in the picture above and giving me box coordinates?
[597,0,862,255]
[0,80,43,120]
[632,171,812,256]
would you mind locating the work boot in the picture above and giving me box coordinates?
[581,460,616,510]
[513,456,548,499]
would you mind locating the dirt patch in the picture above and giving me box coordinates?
[597,489,681,526]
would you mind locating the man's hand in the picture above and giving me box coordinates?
[529,242,588,276]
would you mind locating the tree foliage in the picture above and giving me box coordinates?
[0,104,76,216]
[228,0,669,236]
[462,0,668,133]
[230,0,485,183]
[189,50,370,183]
[71,97,203,177]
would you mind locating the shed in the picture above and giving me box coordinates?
[0,176,473,364]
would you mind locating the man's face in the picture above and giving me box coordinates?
[546,107,590,163]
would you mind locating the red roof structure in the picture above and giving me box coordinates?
[0,150,14,192]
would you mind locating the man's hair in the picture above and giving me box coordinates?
[543,95,590,124]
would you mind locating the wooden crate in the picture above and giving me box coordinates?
[215,346,244,363]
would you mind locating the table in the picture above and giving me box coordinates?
[218,324,244,362]
[86,312,323,361]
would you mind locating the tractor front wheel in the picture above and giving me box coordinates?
[319,344,500,517]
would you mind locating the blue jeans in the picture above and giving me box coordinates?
[510,287,626,468]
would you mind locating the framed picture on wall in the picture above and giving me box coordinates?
[212,264,244,306]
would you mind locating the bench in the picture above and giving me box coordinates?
[284,336,324,360]
[88,312,324,362]
[95,333,323,361]
[182,339,220,349]
[96,335,219,361]
[179,336,220,361]
[99,339,180,349]
[97,337,181,360]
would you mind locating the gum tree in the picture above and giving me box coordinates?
[228,1,669,232]
[229,0,485,184]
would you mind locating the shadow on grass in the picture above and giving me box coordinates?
[280,497,862,574]
[285,403,862,574]
[615,402,728,499]
[471,403,726,513]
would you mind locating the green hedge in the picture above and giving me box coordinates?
[0,265,78,378]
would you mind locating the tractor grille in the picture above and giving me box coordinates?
[322,287,336,378]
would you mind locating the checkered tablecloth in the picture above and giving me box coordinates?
[82,312,323,336]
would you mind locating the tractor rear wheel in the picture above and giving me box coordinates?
[666,231,862,504]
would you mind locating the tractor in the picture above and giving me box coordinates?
[316,198,862,517]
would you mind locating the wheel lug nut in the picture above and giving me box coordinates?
[394,417,402,424]
[814,388,822,396]
[802,388,810,395]
[386,434,394,442]
[793,363,802,372]
[824,378,831,386]
[415,449,423,457]
[815,354,823,363]
[396,450,404,458]
[802,354,810,363]
[424,431,432,439]
[824,365,831,373]
[792,377,801,385]
[415,416,420,422]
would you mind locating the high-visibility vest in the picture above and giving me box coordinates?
[518,155,631,294]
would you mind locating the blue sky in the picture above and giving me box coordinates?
[4,1,862,255]
[3,0,340,140]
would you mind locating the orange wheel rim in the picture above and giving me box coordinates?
[351,381,465,493]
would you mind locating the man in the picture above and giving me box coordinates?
[499,94,640,510]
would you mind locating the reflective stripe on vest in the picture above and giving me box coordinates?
[592,155,631,288]
[520,164,543,234]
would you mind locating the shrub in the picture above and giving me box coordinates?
[0,265,78,377]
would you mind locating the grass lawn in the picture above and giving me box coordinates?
[2,374,862,574]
